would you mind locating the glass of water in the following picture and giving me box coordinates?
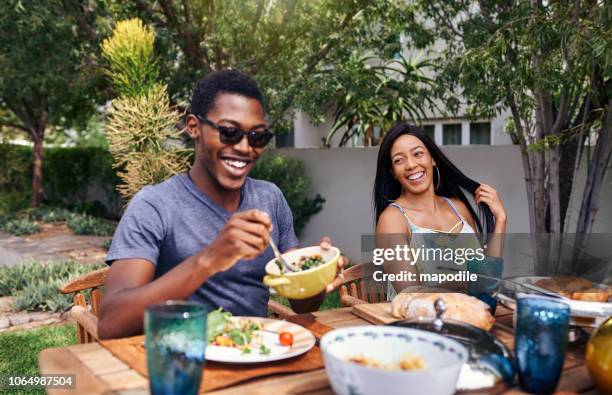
[515,294,570,394]
[145,301,207,395]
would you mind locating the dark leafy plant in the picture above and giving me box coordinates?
[21,207,73,223]
[66,213,116,236]
[325,53,436,147]
[0,206,117,237]
[250,155,325,235]
[0,261,104,312]
[0,144,121,219]
[0,217,40,236]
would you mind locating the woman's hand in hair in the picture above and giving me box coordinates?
[475,184,507,224]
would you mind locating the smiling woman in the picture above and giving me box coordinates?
[373,122,507,296]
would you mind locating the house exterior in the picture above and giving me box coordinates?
[277,109,515,148]
[277,24,516,148]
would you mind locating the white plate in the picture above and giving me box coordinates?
[497,276,612,327]
[205,317,316,363]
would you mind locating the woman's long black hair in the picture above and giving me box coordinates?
[373,122,494,237]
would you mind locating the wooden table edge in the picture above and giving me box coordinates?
[38,306,598,395]
[39,346,111,394]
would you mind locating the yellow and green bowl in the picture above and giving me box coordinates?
[263,246,340,299]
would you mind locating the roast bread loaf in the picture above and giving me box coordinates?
[391,292,496,331]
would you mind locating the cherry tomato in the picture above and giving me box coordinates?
[279,332,294,346]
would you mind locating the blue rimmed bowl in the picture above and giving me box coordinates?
[321,326,468,395]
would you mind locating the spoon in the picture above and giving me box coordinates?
[269,237,296,273]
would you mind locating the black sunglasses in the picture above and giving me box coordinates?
[195,114,274,148]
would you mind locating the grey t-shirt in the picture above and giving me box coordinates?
[106,173,299,316]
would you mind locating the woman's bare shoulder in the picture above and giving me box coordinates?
[449,197,477,228]
[376,205,410,234]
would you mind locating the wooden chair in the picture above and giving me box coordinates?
[59,267,109,343]
[60,266,295,344]
[338,263,387,306]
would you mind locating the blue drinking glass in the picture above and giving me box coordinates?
[515,295,570,394]
[145,301,207,395]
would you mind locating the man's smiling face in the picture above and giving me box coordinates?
[192,92,266,191]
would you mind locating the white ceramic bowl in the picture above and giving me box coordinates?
[321,326,468,395]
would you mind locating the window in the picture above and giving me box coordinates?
[423,125,435,141]
[443,124,462,145]
[470,122,491,145]
[275,130,294,147]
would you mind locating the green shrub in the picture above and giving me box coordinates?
[0,206,117,237]
[66,213,116,236]
[0,148,325,234]
[0,144,121,219]
[0,261,105,312]
[250,154,325,235]
[20,206,73,223]
[0,217,40,235]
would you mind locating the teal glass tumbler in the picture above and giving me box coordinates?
[515,295,570,394]
[145,301,207,395]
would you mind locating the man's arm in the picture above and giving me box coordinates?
[97,255,215,339]
[98,209,272,339]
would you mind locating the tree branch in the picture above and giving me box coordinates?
[0,122,30,133]
[270,6,365,127]
[157,0,208,70]
[551,86,570,135]
[132,0,165,25]
[250,0,298,75]
[252,0,267,29]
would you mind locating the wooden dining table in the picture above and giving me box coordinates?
[39,305,600,395]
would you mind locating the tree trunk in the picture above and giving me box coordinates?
[576,99,612,235]
[30,123,45,208]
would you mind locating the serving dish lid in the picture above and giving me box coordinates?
[387,298,515,392]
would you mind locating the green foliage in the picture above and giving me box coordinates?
[102,18,160,97]
[0,144,121,218]
[102,19,191,201]
[66,214,116,236]
[250,155,325,235]
[0,261,104,312]
[0,218,40,236]
[23,207,73,223]
[0,322,77,392]
[105,84,191,200]
[0,207,116,237]
[0,0,106,127]
[109,1,431,133]
[414,1,610,125]
[324,53,436,146]
[0,0,113,208]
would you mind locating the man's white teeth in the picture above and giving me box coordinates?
[223,159,247,169]
[408,171,424,180]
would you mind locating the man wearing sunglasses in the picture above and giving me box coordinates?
[98,70,344,339]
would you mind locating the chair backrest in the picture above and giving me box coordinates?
[338,263,387,306]
[60,266,109,343]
